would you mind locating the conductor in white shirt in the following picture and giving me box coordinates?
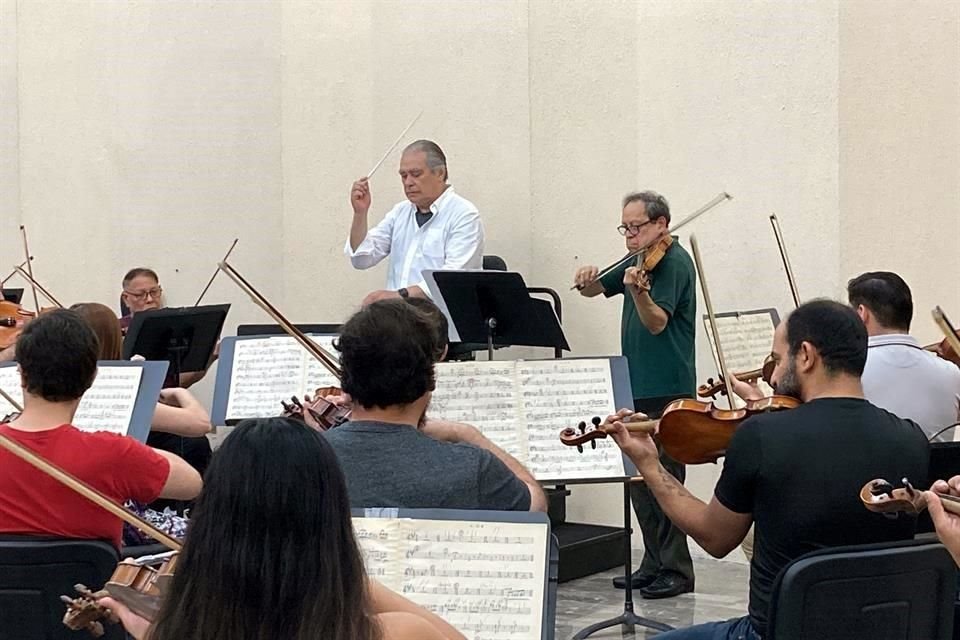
[346,140,484,306]
[847,271,960,442]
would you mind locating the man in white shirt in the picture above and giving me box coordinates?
[848,271,960,442]
[346,140,484,305]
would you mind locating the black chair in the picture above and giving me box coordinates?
[482,254,508,271]
[0,536,124,640]
[767,539,955,640]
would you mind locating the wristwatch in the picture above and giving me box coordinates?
[398,287,410,298]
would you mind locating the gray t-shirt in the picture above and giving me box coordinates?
[323,420,531,511]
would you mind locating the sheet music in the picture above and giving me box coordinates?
[703,311,777,401]
[517,359,624,479]
[302,335,341,390]
[353,518,399,581]
[225,337,305,419]
[1,365,143,435]
[0,366,23,417]
[431,361,524,460]
[226,335,341,420]
[73,366,143,435]
[356,516,547,640]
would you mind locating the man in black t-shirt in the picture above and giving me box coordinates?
[603,300,929,639]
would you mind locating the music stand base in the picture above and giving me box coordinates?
[572,607,673,639]
[571,482,674,639]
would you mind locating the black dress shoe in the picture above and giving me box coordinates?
[612,569,658,590]
[639,571,694,599]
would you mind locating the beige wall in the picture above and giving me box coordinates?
[2,0,958,557]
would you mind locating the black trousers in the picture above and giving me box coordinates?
[630,395,694,581]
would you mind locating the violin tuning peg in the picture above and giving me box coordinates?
[902,478,916,496]
[590,440,597,449]
[591,416,602,426]
[578,421,586,434]
[576,444,583,454]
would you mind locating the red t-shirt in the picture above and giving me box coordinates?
[0,424,170,547]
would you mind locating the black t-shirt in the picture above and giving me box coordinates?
[715,398,929,636]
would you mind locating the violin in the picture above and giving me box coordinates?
[63,552,178,636]
[697,355,776,399]
[930,306,960,368]
[860,478,960,517]
[0,300,36,349]
[280,386,352,431]
[655,395,800,464]
[573,192,732,291]
[626,235,674,292]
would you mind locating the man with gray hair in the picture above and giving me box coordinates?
[346,140,484,306]
[574,190,697,599]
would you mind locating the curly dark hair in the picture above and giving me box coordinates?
[336,300,437,409]
[17,309,98,401]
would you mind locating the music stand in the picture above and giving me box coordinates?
[122,304,230,384]
[430,271,569,360]
[1,289,23,303]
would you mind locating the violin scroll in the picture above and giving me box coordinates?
[62,585,113,637]
[860,477,960,518]
[280,387,351,431]
[560,415,658,452]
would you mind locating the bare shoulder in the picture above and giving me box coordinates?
[376,611,452,640]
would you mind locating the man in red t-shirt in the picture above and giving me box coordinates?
[0,309,202,548]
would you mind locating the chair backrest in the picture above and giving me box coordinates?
[0,536,123,640]
[482,254,508,271]
[767,539,956,640]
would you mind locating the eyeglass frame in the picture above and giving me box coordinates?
[616,219,653,237]
[122,286,163,301]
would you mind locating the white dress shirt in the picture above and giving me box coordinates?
[861,333,960,442]
[344,186,484,294]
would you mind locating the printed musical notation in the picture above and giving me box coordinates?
[703,311,778,400]
[518,360,623,480]
[0,366,22,417]
[354,517,547,640]
[74,366,143,435]
[431,362,524,459]
[432,359,625,481]
[0,365,142,435]
[225,335,341,420]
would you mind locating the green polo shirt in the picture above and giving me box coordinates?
[600,239,697,399]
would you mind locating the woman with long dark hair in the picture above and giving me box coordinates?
[70,302,212,438]
[101,417,464,640]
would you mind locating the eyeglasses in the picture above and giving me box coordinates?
[124,287,163,301]
[617,220,652,237]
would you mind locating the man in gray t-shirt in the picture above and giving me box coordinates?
[325,420,531,510]
[323,299,545,513]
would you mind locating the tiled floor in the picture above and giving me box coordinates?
[555,554,750,639]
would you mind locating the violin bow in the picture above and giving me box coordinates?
[690,234,737,410]
[366,110,424,179]
[932,306,960,359]
[572,192,733,290]
[0,260,31,287]
[217,260,342,379]
[769,214,801,309]
[11,264,64,308]
[194,238,238,306]
[0,431,182,550]
[19,225,41,314]
[0,386,22,413]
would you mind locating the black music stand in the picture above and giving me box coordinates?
[432,271,569,360]
[122,305,230,384]
[1,289,23,303]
